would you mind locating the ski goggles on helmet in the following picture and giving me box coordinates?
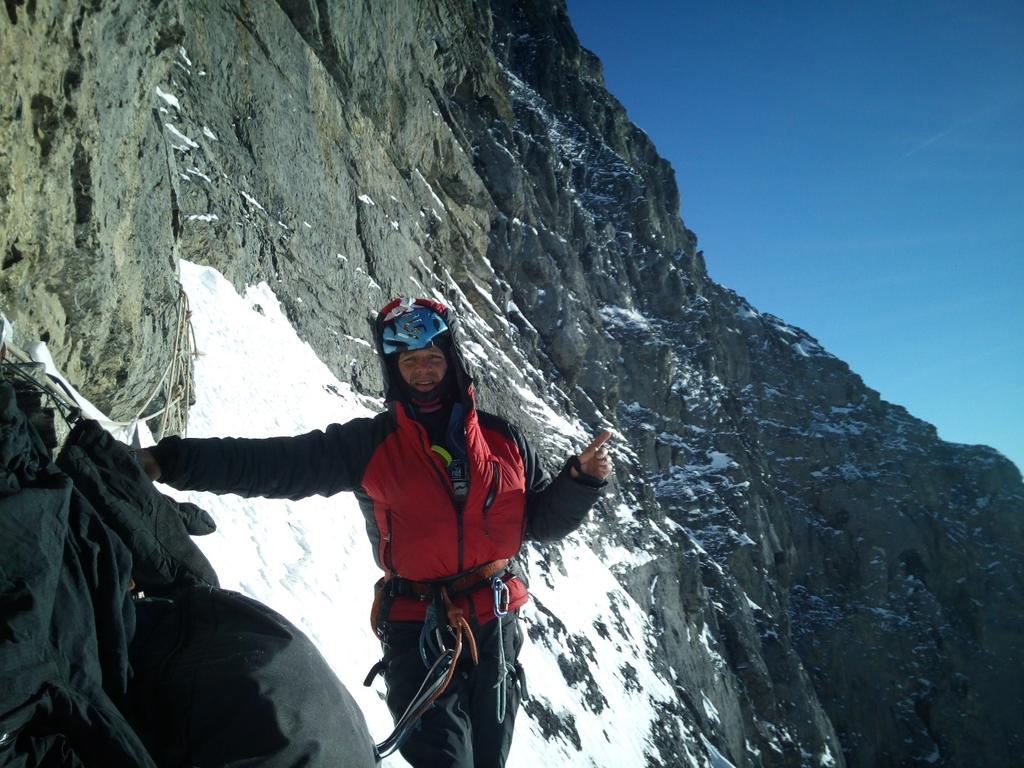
[381,305,449,354]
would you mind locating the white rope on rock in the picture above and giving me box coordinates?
[127,286,197,437]
[3,286,197,441]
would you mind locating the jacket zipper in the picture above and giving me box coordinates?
[482,460,500,536]
[384,509,394,571]
[411,415,464,571]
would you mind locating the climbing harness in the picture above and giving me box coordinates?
[369,559,512,634]
[368,559,517,761]
[372,583,480,761]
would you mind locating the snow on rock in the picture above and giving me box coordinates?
[164,123,199,149]
[517,537,680,766]
[240,191,267,212]
[599,304,652,332]
[155,86,180,109]
[413,168,447,213]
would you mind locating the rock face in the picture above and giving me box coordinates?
[2,1,1021,766]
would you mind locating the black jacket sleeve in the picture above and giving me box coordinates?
[507,423,606,542]
[148,418,378,500]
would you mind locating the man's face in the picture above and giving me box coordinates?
[397,347,448,393]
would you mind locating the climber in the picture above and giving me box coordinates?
[136,297,613,768]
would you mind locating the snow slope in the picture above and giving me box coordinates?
[157,260,715,767]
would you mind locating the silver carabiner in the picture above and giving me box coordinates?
[492,576,510,617]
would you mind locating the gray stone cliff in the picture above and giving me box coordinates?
[2,1,1021,766]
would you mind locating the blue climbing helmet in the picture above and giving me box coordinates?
[380,302,450,355]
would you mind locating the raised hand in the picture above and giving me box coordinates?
[573,430,613,481]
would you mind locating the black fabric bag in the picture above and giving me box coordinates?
[2,385,376,767]
[0,384,156,767]
[57,420,219,593]
[130,587,377,768]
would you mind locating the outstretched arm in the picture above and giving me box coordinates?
[143,418,377,500]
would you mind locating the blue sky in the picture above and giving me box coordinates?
[565,0,1023,472]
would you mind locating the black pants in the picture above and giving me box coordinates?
[383,612,523,768]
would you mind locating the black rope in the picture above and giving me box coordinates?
[373,648,456,761]
[0,360,81,426]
